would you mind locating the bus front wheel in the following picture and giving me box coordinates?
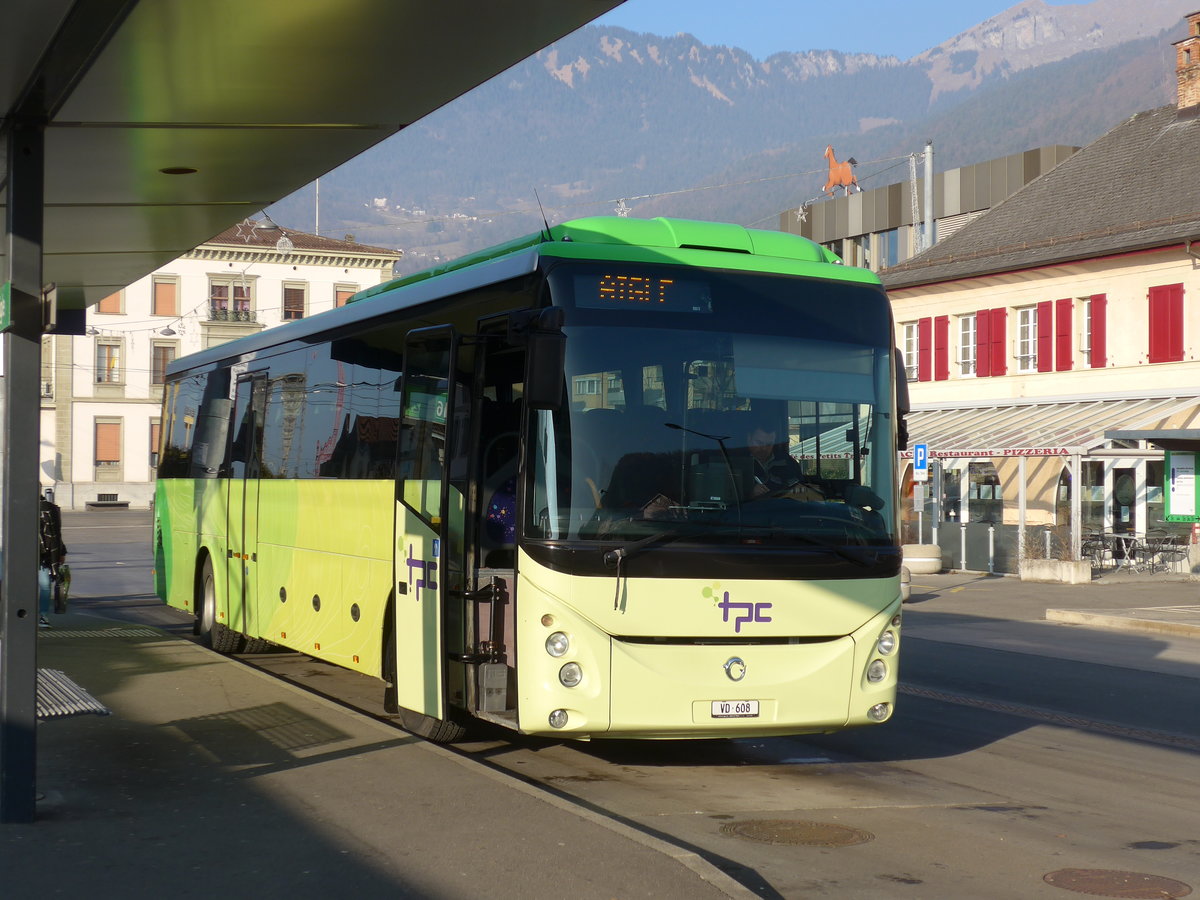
[398,707,468,744]
[197,556,243,653]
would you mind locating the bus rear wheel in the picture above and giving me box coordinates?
[197,556,243,653]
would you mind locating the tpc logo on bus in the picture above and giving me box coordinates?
[703,583,772,634]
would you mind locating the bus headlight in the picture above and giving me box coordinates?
[868,703,891,722]
[559,662,583,688]
[876,631,896,655]
[867,659,887,683]
[546,632,569,657]
[548,709,569,728]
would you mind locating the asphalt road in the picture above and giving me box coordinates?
[63,510,1200,899]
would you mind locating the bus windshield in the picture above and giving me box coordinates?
[528,263,898,550]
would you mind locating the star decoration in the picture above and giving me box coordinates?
[234,219,260,243]
[614,199,631,217]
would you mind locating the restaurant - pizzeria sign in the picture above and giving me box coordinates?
[899,447,1073,459]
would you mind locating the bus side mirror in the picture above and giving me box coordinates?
[521,308,565,412]
[893,347,910,452]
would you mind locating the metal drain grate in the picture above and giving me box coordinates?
[38,628,163,643]
[1043,868,1192,898]
[720,819,873,847]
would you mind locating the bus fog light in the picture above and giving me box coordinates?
[868,702,891,722]
[548,709,569,728]
[546,632,569,657]
[559,662,583,687]
[876,631,896,655]
[867,659,887,683]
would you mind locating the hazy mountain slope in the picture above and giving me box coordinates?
[266,1,1190,272]
[643,28,1178,229]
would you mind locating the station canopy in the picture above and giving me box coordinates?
[904,394,1200,459]
[1,0,621,313]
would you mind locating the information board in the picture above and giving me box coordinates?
[1166,450,1199,522]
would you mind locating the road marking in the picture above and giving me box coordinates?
[900,683,1200,751]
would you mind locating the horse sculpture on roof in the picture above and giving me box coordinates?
[823,145,861,196]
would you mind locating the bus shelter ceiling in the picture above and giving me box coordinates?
[906,394,1200,460]
[0,0,620,311]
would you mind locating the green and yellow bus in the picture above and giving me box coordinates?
[154,216,905,741]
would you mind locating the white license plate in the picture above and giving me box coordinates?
[711,700,759,718]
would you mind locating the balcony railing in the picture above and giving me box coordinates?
[208,306,256,323]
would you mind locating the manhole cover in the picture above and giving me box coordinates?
[1044,868,1192,898]
[720,819,873,847]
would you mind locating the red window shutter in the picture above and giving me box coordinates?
[975,309,991,377]
[917,317,932,382]
[1036,300,1053,372]
[1090,294,1106,368]
[97,292,121,314]
[989,308,1007,376]
[1055,298,1073,371]
[934,316,949,381]
[335,288,354,308]
[1149,286,1165,362]
[1149,283,1184,363]
[1169,283,1184,361]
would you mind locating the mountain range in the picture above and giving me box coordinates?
[266,0,1194,274]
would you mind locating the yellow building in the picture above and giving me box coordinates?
[877,12,1200,573]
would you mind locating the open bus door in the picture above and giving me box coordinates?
[394,327,469,739]
[223,372,266,648]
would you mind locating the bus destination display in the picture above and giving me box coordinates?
[575,273,712,313]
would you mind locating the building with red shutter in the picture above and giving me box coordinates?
[878,11,1200,573]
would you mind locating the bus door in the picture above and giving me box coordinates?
[227,373,267,640]
[395,328,468,721]
[467,322,526,719]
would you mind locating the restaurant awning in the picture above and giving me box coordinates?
[904,394,1200,459]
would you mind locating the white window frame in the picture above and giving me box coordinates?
[151,275,180,317]
[1016,306,1038,373]
[1079,297,1093,367]
[282,281,308,320]
[150,340,178,386]
[902,322,919,381]
[95,340,123,384]
[958,313,976,377]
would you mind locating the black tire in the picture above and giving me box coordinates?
[398,707,469,744]
[382,607,469,743]
[197,556,244,653]
[241,636,272,654]
[382,623,399,714]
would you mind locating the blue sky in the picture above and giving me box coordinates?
[596,0,1076,61]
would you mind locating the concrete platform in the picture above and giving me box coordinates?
[4,614,747,899]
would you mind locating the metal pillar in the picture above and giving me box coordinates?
[923,140,934,249]
[2,119,45,824]
[1018,457,1027,562]
[1070,452,1082,560]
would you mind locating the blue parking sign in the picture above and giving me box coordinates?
[913,443,929,482]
